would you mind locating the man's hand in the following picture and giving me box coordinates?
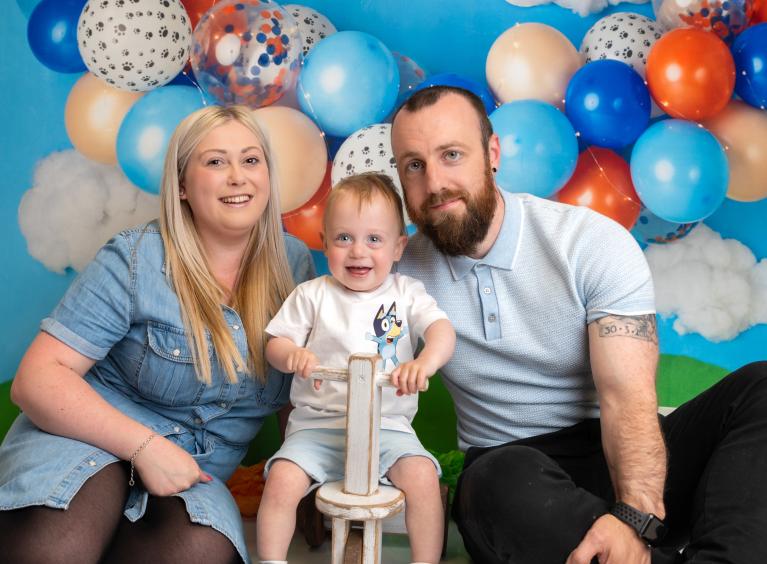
[566,514,650,564]
[390,358,434,396]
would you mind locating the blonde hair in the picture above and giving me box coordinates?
[159,105,295,384]
[324,173,407,237]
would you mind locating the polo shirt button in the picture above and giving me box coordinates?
[483,287,492,295]
[488,314,497,322]
[172,349,181,357]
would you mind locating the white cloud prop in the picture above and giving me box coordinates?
[645,224,767,342]
[506,0,648,17]
[18,150,159,273]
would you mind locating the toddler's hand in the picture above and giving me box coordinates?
[287,348,319,388]
[390,359,432,396]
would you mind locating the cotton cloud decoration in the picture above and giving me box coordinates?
[645,224,767,342]
[18,150,159,273]
[506,0,648,17]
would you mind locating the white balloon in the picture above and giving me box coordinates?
[579,12,663,78]
[283,4,337,57]
[77,0,191,92]
[331,123,411,225]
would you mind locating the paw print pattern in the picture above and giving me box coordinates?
[579,12,663,77]
[77,0,191,92]
[284,4,337,57]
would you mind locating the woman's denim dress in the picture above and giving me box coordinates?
[0,222,315,563]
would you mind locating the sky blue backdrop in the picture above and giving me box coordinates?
[2,0,765,386]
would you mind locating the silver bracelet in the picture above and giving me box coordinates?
[128,432,157,487]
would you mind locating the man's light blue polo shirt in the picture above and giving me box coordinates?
[398,190,655,450]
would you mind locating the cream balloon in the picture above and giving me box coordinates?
[253,106,328,213]
[486,23,582,110]
[702,100,767,202]
[65,73,144,165]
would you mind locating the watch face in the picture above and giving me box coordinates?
[643,517,667,543]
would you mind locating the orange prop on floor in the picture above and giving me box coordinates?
[282,163,332,251]
[556,147,641,230]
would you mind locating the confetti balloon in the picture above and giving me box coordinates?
[392,51,428,109]
[283,4,336,57]
[652,0,754,43]
[190,0,302,108]
[631,207,698,246]
[77,0,191,92]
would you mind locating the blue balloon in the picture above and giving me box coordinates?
[490,100,578,198]
[630,207,698,248]
[27,0,86,73]
[565,60,650,150]
[117,86,206,194]
[410,72,497,115]
[630,120,728,224]
[298,31,399,137]
[732,23,767,110]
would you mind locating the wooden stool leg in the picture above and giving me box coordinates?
[362,519,383,564]
[331,518,350,564]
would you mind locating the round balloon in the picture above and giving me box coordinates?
[412,73,495,115]
[556,147,641,230]
[490,100,578,198]
[653,0,753,43]
[281,162,331,250]
[702,100,767,202]
[116,85,206,193]
[298,31,399,137]
[392,52,428,109]
[190,0,302,108]
[331,123,410,224]
[252,106,328,213]
[579,13,663,77]
[631,207,698,245]
[27,0,86,73]
[181,0,222,30]
[65,73,144,164]
[630,119,728,223]
[486,23,582,110]
[646,28,735,120]
[732,23,767,110]
[283,4,336,57]
[77,0,191,92]
[754,0,767,23]
[565,60,650,150]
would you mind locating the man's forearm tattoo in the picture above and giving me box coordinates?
[596,314,658,343]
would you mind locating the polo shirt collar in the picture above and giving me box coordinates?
[446,189,522,280]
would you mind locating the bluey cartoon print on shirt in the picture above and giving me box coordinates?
[366,302,409,370]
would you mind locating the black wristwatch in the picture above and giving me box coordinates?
[609,501,667,546]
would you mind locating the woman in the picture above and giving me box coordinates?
[0,105,314,563]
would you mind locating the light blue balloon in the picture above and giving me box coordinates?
[490,100,578,198]
[298,31,399,137]
[630,119,728,224]
[117,86,206,194]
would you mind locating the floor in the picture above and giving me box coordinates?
[243,519,472,563]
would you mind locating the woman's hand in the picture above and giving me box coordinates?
[132,435,212,496]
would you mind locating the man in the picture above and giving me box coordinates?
[391,86,767,564]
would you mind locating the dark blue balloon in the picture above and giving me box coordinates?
[732,23,767,109]
[411,72,497,115]
[27,0,86,73]
[565,60,650,150]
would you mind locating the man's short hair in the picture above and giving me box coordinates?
[392,85,494,151]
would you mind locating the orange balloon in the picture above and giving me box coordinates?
[556,147,641,230]
[181,0,222,29]
[754,0,767,23]
[282,163,332,251]
[65,73,144,164]
[646,28,735,120]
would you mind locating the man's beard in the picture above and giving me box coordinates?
[405,161,498,256]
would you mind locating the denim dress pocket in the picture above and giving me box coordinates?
[137,322,209,407]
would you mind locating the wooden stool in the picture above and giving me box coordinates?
[311,354,407,564]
